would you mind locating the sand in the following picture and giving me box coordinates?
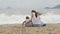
[0,24,60,34]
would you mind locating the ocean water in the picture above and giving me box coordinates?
[0,9,60,25]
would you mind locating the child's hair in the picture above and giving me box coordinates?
[26,16,29,19]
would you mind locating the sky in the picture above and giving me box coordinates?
[0,0,60,9]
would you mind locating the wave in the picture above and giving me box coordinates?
[41,12,60,24]
[0,13,27,24]
[0,12,60,25]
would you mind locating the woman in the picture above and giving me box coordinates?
[31,10,46,27]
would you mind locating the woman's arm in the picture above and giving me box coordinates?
[29,18,32,22]
[30,15,33,22]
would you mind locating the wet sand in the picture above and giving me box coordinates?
[0,24,60,34]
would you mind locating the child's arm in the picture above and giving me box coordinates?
[22,21,26,27]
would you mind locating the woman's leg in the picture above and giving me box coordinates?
[25,22,33,27]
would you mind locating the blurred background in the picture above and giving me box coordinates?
[0,0,60,24]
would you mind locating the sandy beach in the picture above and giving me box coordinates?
[0,24,60,34]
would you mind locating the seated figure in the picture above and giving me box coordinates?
[22,16,32,27]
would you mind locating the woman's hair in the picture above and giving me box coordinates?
[32,10,37,18]
[37,12,41,15]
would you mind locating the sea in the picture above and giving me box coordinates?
[0,9,60,25]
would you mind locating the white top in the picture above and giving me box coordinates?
[32,16,41,24]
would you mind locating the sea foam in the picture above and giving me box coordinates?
[0,12,60,25]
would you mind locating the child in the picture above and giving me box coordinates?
[22,16,32,27]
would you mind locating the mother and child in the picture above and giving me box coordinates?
[22,10,46,27]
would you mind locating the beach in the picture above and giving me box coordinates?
[0,0,60,34]
[0,9,60,34]
[0,24,60,34]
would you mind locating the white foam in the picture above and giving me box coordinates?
[0,13,26,24]
[40,12,60,24]
[0,12,60,25]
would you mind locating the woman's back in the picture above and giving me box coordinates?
[32,16,46,27]
[32,16,41,24]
